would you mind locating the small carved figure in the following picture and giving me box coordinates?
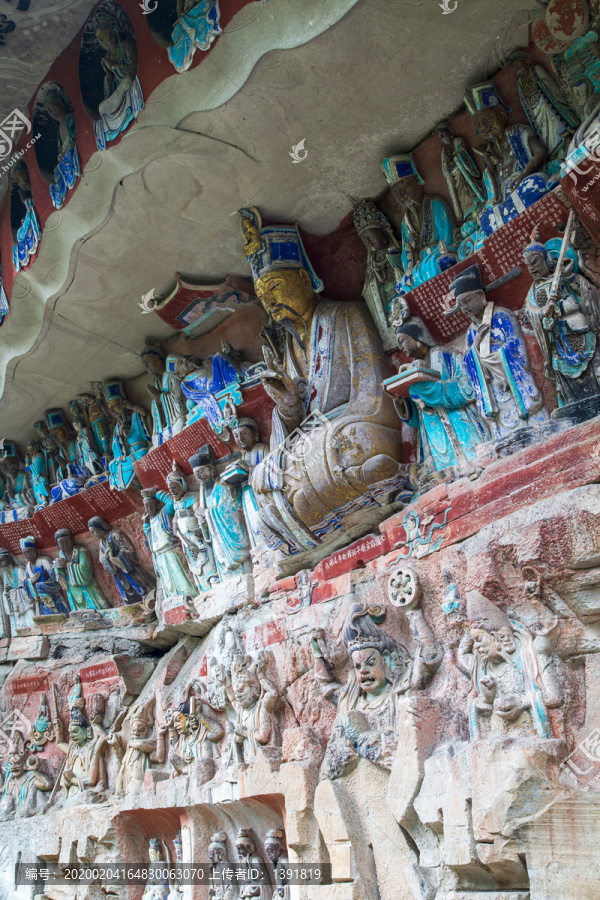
[390,314,489,474]
[508,52,578,167]
[25,441,50,507]
[0,548,33,633]
[43,88,80,209]
[433,120,486,230]
[142,490,195,601]
[79,384,112,461]
[381,154,457,292]
[167,352,243,431]
[71,411,104,478]
[457,590,562,738]
[88,516,156,605]
[352,197,402,348]
[107,702,167,797]
[229,418,269,554]
[208,831,236,900]
[141,338,187,447]
[0,730,53,820]
[165,694,223,780]
[235,827,271,899]
[104,380,151,490]
[142,838,170,900]
[92,12,144,151]
[0,446,34,511]
[161,462,219,594]
[448,264,548,438]
[465,82,548,236]
[56,680,108,801]
[523,228,600,406]
[168,0,221,74]
[190,446,251,581]
[53,528,110,611]
[33,419,61,484]
[19,535,70,616]
[46,409,87,501]
[264,829,289,900]
[11,160,41,271]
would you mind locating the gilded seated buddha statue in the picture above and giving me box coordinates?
[239,207,406,556]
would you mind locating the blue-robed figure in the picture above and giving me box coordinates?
[168,0,221,74]
[465,82,549,238]
[382,153,457,293]
[12,163,41,273]
[19,536,69,617]
[103,381,151,490]
[43,90,80,209]
[88,516,156,605]
[390,315,489,474]
[167,353,244,430]
[447,265,548,440]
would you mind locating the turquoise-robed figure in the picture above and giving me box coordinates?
[54,528,109,612]
[142,491,195,599]
[381,153,457,293]
[104,381,151,490]
[392,316,489,474]
[190,445,251,581]
[168,0,222,74]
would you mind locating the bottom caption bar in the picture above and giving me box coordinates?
[16,863,332,886]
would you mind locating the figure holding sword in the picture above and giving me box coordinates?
[523,214,600,408]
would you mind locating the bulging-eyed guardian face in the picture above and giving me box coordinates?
[351,648,387,696]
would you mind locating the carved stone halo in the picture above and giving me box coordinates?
[389,565,422,610]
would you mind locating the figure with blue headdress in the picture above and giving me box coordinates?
[43,89,80,209]
[92,13,144,151]
[381,154,457,294]
[390,313,490,475]
[238,207,405,556]
[141,338,187,447]
[168,0,221,74]
[19,535,70,617]
[447,265,548,440]
[523,227,600,408]
[104,381,151,490]
[465,82,549,238]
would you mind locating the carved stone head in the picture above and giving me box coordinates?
[231,657,261,710]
